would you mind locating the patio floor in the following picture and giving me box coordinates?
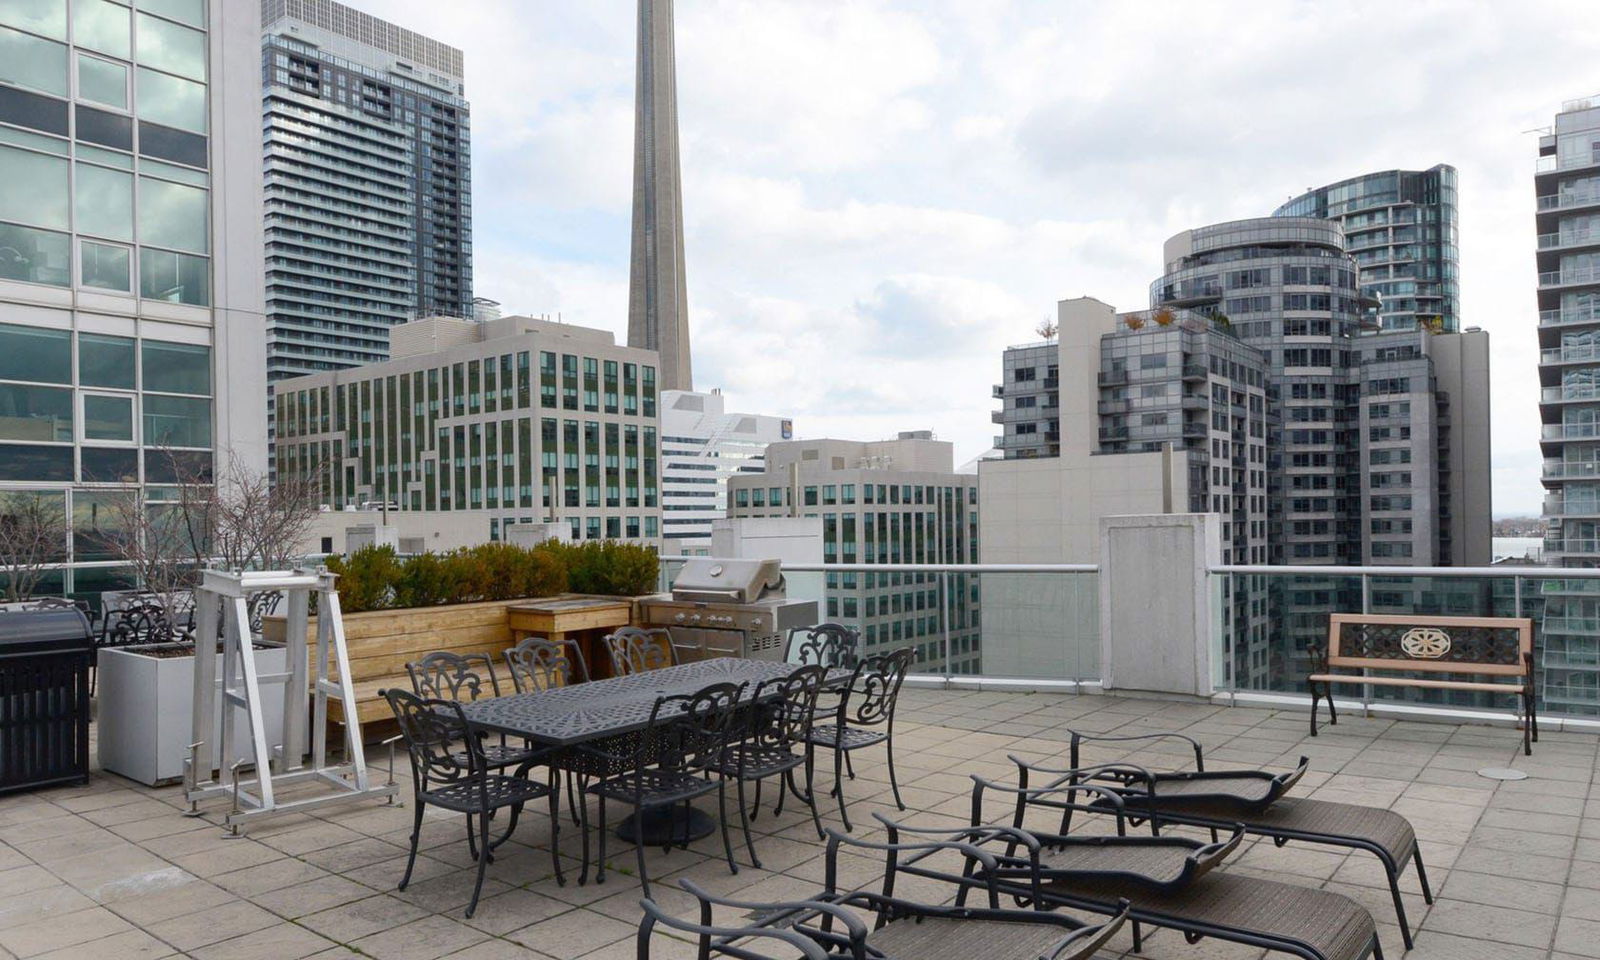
[1,689,1596,960]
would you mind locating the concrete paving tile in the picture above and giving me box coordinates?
[350,915,489,960]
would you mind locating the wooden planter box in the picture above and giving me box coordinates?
[262,594,658,727]
[97,641,290,786]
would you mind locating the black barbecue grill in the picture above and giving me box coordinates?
[0,608,94,794]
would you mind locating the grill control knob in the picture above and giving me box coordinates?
[751,617,763,628]
[674,613,686,623]
[690,614,702,624]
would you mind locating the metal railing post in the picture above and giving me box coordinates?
[939,570,952,681]
[1361,574,1372,718]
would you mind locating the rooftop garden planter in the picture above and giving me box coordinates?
[97,640,290,787]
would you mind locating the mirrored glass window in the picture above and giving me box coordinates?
[137,0,204,27]
[0,26,67,96]
[0,384,73,441]
[0,0,67,39]
[75,162,133,240]
[143,393,208,447]
[80,239,130,291]
[135,13,204,81]
[136,175,205,252]
[77,54,127,109]
[0,145,68,229]
[0,324,69,382]
[134,67,203,133]
[74,0,130,59]
[141,340,209,394]
[137,247,206,304]
[0,223,69,285]
[79,333,135,388]
[82,393,132,441]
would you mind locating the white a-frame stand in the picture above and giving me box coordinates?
[184,568,396,830]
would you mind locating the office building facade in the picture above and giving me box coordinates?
[275,315,662,544]
[0,0,265,600]
[728,433,980,673]
[991,341,1058,459]
[1275,166,1460,334]
[261,0,471,382]
[1537,98,1600,716]
[660,388,790,552]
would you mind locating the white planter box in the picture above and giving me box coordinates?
[97,642,294,786]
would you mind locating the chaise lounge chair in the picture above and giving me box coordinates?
[1048,730,1432,949]
[934,782,1387,960]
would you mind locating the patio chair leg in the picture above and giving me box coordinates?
[1309,682,1320,737]
[1413,847,1434,903]
[490,802,523,851]
[833,745,852,832]
[792,767,825,843]
[801,751,824,841]
[1370,933,1385,960]
[751,777,762,821]
[465,815,480,861]
[466,811,491,919]
[1131,920,1142,953]
[844,750,856,780]
[886,739,905,812]
[771,772,785,817]
[633,802,651,899]
[548,771,565,887]
[1387,865,1415,951]
[398,799,424,890]
[577,782,592,885]
[567,769,581,825]
[736,776,761,869]
[717,781,739,875]
[596,796,608,884]
[1327,686,1338,726]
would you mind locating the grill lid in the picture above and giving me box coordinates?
[0,609,92,653]
[670,558,785,604]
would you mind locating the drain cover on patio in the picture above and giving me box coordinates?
[1477,767,1529,781]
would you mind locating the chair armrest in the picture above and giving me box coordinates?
[639,895,834,960]
[675,879,869,942]
[869,810,1041,855]
[1068,729,1206,772]
[970,774,1130,835]
[1043,902,1130,960]
[1008,754,1158,791]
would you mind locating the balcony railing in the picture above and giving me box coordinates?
[1539,266,1600,287]
[1541,344,1600,364]
[653,558,1600,724]
[1541,386,1600,403]
[1539,306,1600,327]
[1543,422,1600,440]
[1544,460,1600,479]
[1538,192,1600,211]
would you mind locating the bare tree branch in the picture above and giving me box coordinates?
[0,492,68,602]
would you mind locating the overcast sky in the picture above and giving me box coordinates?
[371,0,1600,517]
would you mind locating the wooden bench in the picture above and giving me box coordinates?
[1308,613,1537,754]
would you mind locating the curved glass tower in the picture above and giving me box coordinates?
[1274,166,1459,334]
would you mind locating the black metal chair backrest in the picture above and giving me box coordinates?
[839,646,914,728]
[786,623,860,669]
[383,687,482,790]
[246,591,283,634]
[606,626,674,676]
[504,635,589,693]
[407,651,502,702]
[98,598,185,648]
[641,681,744,775]
[749,664,827,751]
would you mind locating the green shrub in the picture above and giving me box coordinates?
[325,538,638,611]
[560,540,660,597]
[326,544,401,613]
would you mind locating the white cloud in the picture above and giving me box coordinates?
[362,0,1600,516]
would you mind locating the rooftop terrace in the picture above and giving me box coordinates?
[2,690,1595,960]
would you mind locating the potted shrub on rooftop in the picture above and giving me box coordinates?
[96,452,319,785]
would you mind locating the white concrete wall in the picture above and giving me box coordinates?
[709,517,823,564]
[1099,514,1220,697]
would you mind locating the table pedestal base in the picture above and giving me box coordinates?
[615,805,715,845]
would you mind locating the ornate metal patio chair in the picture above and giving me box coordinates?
[784,622,860,669]
[406,651,545,774]
[581,681,745,897]
[712,663,828,863]
[603,625,674,676]
[801,645,914,830]
[382,688,560,917]
[503,635,590,692]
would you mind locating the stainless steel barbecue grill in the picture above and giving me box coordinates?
[637,559,819,662]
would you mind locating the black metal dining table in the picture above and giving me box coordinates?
[459,657,848,849]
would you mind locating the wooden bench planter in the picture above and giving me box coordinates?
[1308,613,1537,754]
[263,594,656,729]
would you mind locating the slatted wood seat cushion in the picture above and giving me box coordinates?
[1042,871,1376,960]
[1309,673,1522,693]
[864,917,1071,960]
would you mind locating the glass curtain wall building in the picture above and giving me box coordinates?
[1274,166,1459,334]
[0,0,266,602]
[659,389,791,552]
[1537,98,1600,715]
[261,0,471,383]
